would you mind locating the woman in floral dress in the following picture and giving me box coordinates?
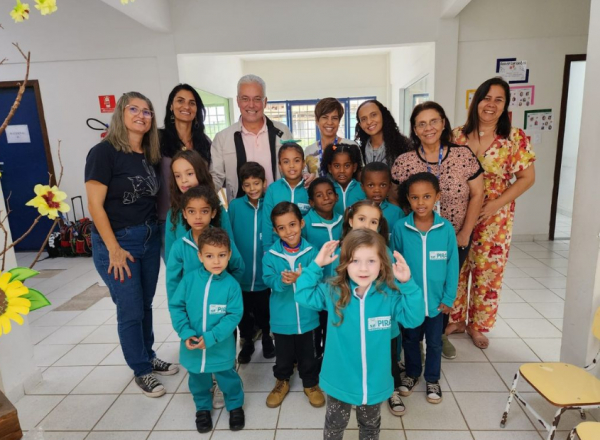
[448,77,535,349]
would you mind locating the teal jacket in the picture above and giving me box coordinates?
[228,195,267,292]
[330,244,401,339]
[301,209,343,278]
[333,179,366,216]
[380,200,405,233]
[164,205,233,265]
[391,212,458,318]
[295,262,425,405]
[169,266,243,374]
[166,228,245,299]
[262,178,311,252]
[262,239,320,335]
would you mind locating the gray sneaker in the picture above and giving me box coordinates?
[135,373,166,397]
[441,335,457,359]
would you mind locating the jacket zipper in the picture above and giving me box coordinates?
[269,246,313,334]
[201,274,213,373]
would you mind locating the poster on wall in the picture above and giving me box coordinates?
[524,109,553,131]
[509,85,535,107]
[496,58,530,83]
[465,89,476,109]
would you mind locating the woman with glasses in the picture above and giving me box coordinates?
[391,101,484,358]
[85,92,178,398]
[157,84,212,257]
[449,78,535,350]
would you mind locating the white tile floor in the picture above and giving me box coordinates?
[13,240,597,439]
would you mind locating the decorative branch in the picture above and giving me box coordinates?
[29,219,58,269]
[0,43,30,138]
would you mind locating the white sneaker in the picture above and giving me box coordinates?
[213,384,225,409]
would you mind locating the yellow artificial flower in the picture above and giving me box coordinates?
[25,184,70,220]
[34,0,57,16]
[10,0,30,22]
[121,0,136,4]
[0,272,31,336]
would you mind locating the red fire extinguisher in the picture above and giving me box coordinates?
[86,118,109,139]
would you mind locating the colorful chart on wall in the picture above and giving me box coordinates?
[509,85,535,107]
[466,89,476,109]
[496,58,530,83]
[524,109,553,131]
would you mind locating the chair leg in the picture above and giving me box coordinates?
[500,371,520,428]
[578,408,586,420]
[546,407,565,440]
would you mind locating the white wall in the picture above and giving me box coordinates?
[177,54,243,121]
[0,0,179,214]
[557,61,586,218]
[242,54,389,106]
[389,44,436,129]
[454,0,590,237]
[170,0,442,54]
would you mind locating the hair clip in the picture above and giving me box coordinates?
[281,139,301,145]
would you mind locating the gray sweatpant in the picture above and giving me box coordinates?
[324,395,381,440]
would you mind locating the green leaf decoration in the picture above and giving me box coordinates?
[22,288,51,312]
[8,267,39,282]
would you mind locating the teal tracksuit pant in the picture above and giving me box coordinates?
[188,369,244,412]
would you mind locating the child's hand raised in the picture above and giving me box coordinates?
[315,240,340,267]
[392,251,411,283]
[281,266,302,284]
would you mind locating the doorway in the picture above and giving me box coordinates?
[549,55,586,240]
[0,80,56,251]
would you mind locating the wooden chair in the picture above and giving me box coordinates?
[499,307,600,440]
[567,421,600,439]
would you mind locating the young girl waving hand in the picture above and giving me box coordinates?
[295,229,425,440]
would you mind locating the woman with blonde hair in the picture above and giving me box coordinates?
[85,92,178,398]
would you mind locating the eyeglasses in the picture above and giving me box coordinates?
[415,118,443,130]
[238,96,265,104]
[125,105,154,119]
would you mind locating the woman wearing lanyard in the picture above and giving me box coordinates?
[391,101,484,359]
[305,98,358,178]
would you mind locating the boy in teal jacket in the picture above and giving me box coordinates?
[295,230,425,439]
[262,202,324,409]
[361,161,405,232]
[262,143,311,252]
[168,228,245,433]
[228,162,275,364]
[391,172,458,406]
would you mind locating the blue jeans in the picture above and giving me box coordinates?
[403,312,444,383]
[92,220,161,377]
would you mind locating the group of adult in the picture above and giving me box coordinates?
[84,73,535,390]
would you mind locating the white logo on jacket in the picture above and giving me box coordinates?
[368,316,392,331]
[429,251,447,261]
[209,304,227,315]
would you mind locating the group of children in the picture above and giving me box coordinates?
[163,141,459,439]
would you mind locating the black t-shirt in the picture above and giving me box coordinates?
[85,141,160,231]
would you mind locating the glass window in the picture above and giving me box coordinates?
[204,105,229,140]
[264,97,376,145]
